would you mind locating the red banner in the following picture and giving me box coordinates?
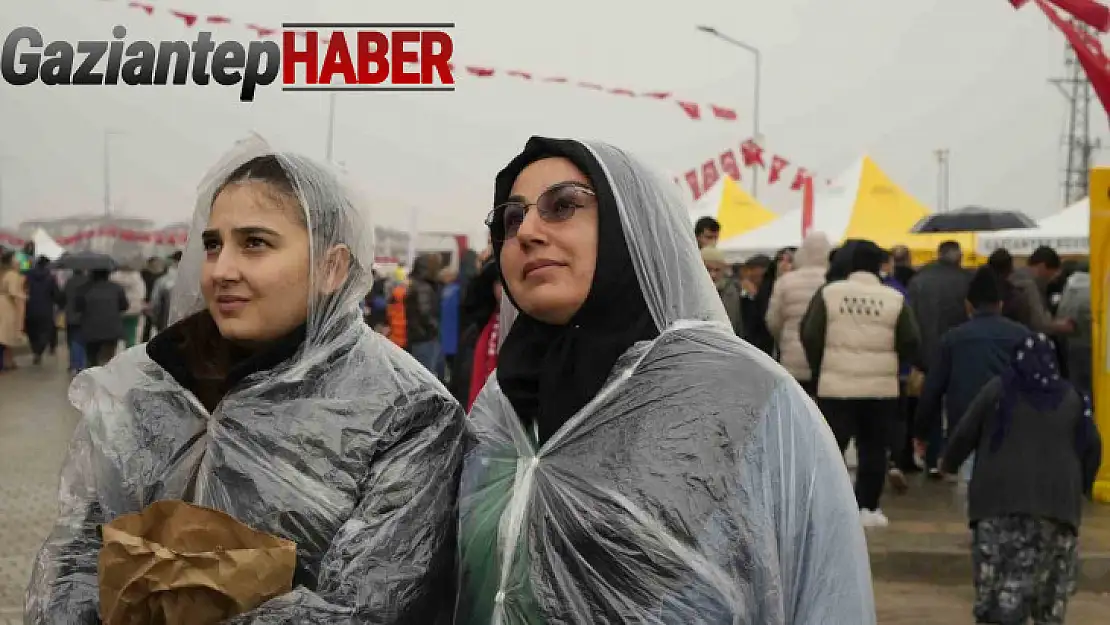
[1037,0,1110,114]
[1047,0,1110,32]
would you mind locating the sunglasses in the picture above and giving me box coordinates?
[485,181,597,243]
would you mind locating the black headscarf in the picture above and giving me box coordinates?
[492,137,660,444]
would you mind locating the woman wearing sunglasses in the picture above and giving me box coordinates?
[455,137,874,624]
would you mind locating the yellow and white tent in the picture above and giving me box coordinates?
[689,176,778,242]
[718,156,977,264]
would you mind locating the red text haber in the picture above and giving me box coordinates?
[282,30,454,86]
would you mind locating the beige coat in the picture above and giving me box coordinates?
[816,272,906,399]
[0,270,27,348]
[766,232,830,381]
[111,269,147,317]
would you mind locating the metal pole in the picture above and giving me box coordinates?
[325,93,337,163]
[103,132,111,217]
[695,26,762,198]
[751,49,761,199]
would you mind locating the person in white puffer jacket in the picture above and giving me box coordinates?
[110,258,147,347]
[765,231,830,395]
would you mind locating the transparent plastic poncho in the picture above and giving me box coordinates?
[25,137,467,624]
[455,140,876,624]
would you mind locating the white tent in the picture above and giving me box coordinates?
[976,198,1089,256]
[31,228,66,261]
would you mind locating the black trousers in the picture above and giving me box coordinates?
[84,340,118,367]
[820,397,897,511]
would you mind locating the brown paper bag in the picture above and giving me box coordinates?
[98,499,297,625]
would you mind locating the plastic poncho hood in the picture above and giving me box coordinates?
[26,137,467,624]
[457,137,876,625]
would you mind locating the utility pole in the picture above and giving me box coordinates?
[934,148,950,212]
[1051,20,1100,205]
[103,130,124,217]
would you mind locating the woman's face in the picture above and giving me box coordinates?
[201,181,313,344]
[499,157,598,325]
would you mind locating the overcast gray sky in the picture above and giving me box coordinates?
[1,0,1106,245]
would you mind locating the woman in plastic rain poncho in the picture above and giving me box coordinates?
[25,140,467,624]
[455,137,875,625]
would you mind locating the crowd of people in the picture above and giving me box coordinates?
[696,215,1103,623]
[0,242,183,374]
[0,135,1104,624]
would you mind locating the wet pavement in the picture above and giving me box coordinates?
[1,349,1109,623]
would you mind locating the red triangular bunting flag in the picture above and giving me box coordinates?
[207,15,231,24]
[642,91,672,99]
[684,170,702,200]
[768,155,790,184]
[169,10,198,27]
[466,66,495,77]
[711,105,738,121]
[543,76,568,83]
[609,88,636,96]
[739,139,765,168]
[506,70,533,79]
[1048,0,1110,32]
[246,24,277,37]
[1010,0,1032,7]
[578,82,604,90]
[701,160,721,191]
[127,2,153,15]
[719,150,742,181]
[677,101,701,120]
[791,168,811,191]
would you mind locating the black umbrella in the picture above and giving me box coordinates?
[52,251,119,272]
[910,206,1038,233]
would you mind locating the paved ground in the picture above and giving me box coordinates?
[1,349,1109,623]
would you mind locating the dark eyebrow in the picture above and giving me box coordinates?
[505,194,528,203]
[201,226,281,239]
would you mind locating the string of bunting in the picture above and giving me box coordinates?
[115,1,739,122]
[674,139,820,200]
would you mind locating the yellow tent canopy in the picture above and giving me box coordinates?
[689,176,778,241]
[719,156,979,265]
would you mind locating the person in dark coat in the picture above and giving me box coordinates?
[59,270,90,373]
[942,333,1101,625]
[23,256,60,365]
[913,266,1031,477]
[74,269,128,367]
[452,259,500,404]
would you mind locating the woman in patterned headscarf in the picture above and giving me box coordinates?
[941,333,1102,625]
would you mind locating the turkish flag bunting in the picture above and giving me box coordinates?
[543,77,569,83]
[684,170,702,200]
[506,70,533,79]
[247,24,277,37]
[127,2,154,15]
[1037,0,1110,113]
[642,91,672,99]
[207,15,231,24]
[466,66,495,77]
[739,139,765,168]
[701,160,721,191]
[791,168,812,192]
[1047,0,1110,32]
[609,88,636,96]
[1010,0,1032,7]
[768,155,790,184]
[677,101,702,120]
[719,150,742,181]
[169,10,198,27]
[578,82,604,90]
[711,105,738,121]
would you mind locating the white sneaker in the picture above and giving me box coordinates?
[859,508,890,528]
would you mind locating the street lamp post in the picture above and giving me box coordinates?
[696,25,762,199]
[103,130,124,217]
